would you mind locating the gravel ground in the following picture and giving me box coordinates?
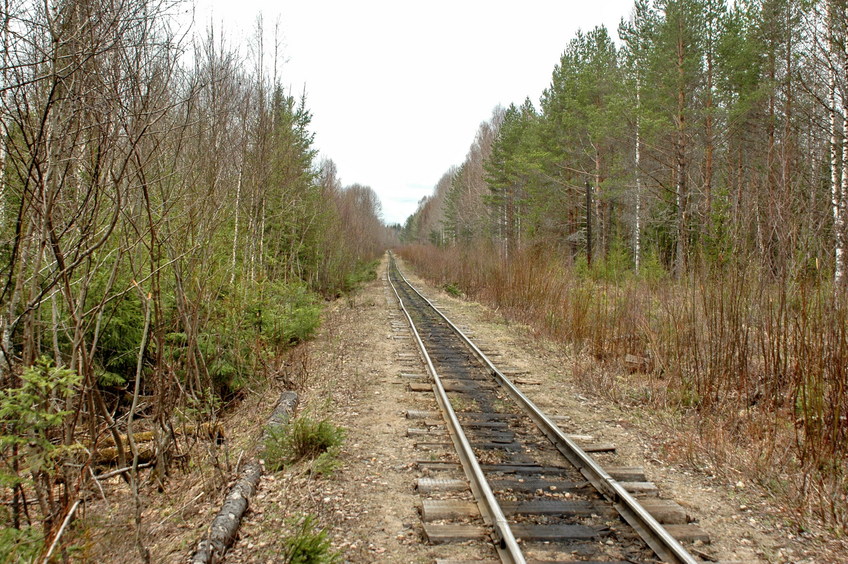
[229,254,848,563]
[85,254,848,563]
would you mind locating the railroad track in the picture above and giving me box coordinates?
[386,254,708,564]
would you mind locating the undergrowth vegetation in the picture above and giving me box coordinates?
[280,514,341,564]
[398,243,848,532]
[0,2,391,558]
[263,413,346,474]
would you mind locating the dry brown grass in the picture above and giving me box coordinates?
[398,243,848,533]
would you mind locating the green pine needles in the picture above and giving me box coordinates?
[0,358,82,480]
[262,414,345,474]
[281,515,340,564]
[0,357,83,560]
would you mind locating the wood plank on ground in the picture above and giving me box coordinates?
[461,420,510,429]
[439,374,490,381]
[513,377,542,385]
[421,500,478,520]
[423,524,488,543]
[406,410,438,419]
[638,499,690,524]
[500,369,531,376]
[423,523,601,543]
[511,523,601,541]
[457,411,520,421]
[501,499,613,516]
[417,461,574,474]
[421,499,614,521]
[490,478,591,493]
[416,477,468,493]
[605,466,646,482]
[578,443,616,453]
[406,428,454,440]
[415,441,524,451]
[459,430,515,441]
[664,524,711,543]
[441,382,497,392]
[620,481,659,496]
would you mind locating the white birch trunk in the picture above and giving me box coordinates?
[0,1,10,234]
[828,1,845,286]
[258,197,266,277]
[841,74,848,289]
[229,164,243,285]
[840,3,848,290]
[635,77,642,274]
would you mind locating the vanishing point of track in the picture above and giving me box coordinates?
[387,253,701,564]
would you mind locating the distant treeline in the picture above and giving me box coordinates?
[405,0,848,285]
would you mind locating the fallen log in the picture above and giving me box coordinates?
[90,423,225,466]
[265,392,299,432]
[191,390,298,564]
[191,461,262,564]
[95,442,156,465]
[94,422,224,450]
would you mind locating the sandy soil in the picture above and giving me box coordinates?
[82,254,848,563]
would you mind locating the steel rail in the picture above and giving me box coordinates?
[389,254,700,564]
[386,259,526,564]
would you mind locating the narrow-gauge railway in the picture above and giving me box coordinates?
[387,254,703,564]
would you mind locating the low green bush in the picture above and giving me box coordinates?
[263,414,345,473]
[0,358,81,478]
[442,282,462,297]
[0,525,43,563]
[0,358,80,562]
[281,514,340,564]
[262,281,322,346]
[310,446,343,476]
[161,280,324,397]
[342,259,380,292]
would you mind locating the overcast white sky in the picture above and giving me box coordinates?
[190,0,635,225]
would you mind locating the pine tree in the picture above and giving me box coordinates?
[484,100,541,257]
[539,25,627,260]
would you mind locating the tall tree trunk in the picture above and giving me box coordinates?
[704,5,715,226]
[635,77,642,273]
[586,181,593,266]
[594,146,604,260]
[506,186,516,260]
[841,49,848,290]
[0,0,9,238]
[828,0,845,286]
[779,5,795,277]
[674,27,688,279]
[765,49,777,273]
[230,164,243,285]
